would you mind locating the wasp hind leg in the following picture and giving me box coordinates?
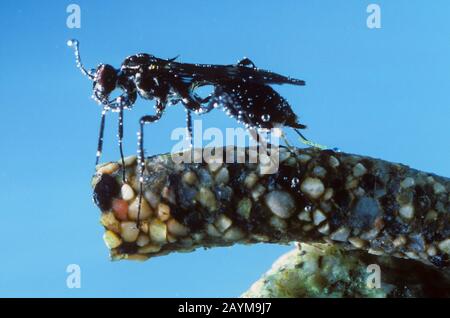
[117,104,127,183]
[136,105,165,226]
[186,109,193,148]
[293,128,331,150]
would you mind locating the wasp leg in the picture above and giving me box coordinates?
[294,129,329,150]
[95,108,108,166]
[237,57,256,68]
[136,105,165,225]
[280,131,297,154]
[186,109,193,147]
[118,103,126,183]
[109,96,134,183]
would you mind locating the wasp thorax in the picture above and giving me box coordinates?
[94,64,118,95]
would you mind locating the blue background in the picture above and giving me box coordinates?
[0,0,449,297]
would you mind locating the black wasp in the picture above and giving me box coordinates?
[68,39,311,223]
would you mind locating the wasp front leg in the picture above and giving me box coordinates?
[109,88,137,183]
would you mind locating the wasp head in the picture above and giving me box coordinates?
[92,64,119,104]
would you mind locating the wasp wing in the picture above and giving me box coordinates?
[164,60,305,87]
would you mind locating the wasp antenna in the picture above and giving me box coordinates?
[67,39,95,80]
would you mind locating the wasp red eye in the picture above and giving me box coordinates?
[95,64,118,94]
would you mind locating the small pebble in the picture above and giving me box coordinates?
[393,235,407,248]
[251,234,270,242]
[112,199,129,221]
[124,254,149,261]
[354,187,365,197]
[120,222,140,242]
[297,210,311,222]
[206,224,222,237]
[352,163,367,177]
[223,227,245,241]
[97,162,120,174]
[139,220,149,234]
[97,162,120,175]
[270,216,287,230]
[323,188,334,201]
[144,190,160,209]
[359,228,379,241]
[122,155,137,167]
[149,219,168,244]
[192,232,205,242]
[121,184,135,201]
[285,157,297,167]
[348,237,365,249]
[258,154,278,175]
[298,154,311,163]
[264,190,295,219]
[404,251,419,260]
[182,171,198,185]
[330,227,350,242]
[433,182,446,194]
[161,186,176,204]
[399,204,414,220]
[197,187,218,211]
[317,223,330,235]
[103,230,122,249]
[251,184,266,201]
[244,172,258,189]
[237,198,252,219]
[313,166,327,178]
[426,245,437,257]
[368,248,383,256]
[438,239,450,255]
[208,161,222,173]
[313,209,327,225]
[345,178,358,190]
[215,167,230,184]
[128,196,153,220]
[279,149,291,162]
[167,218,189,237]
[100,212,121,233]
[400,177,415,189]
[157,203,171,221]
[136,233,150,247]
[167,234,177,243]
[425,210,438,221]
[301,177,325,199]
[138,244,162,254]
[329,156,340,168]
[214,214,233,232]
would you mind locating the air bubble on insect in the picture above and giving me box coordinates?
[291,177,300,188]
[261,114,271,122]
[67,39,77,47]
